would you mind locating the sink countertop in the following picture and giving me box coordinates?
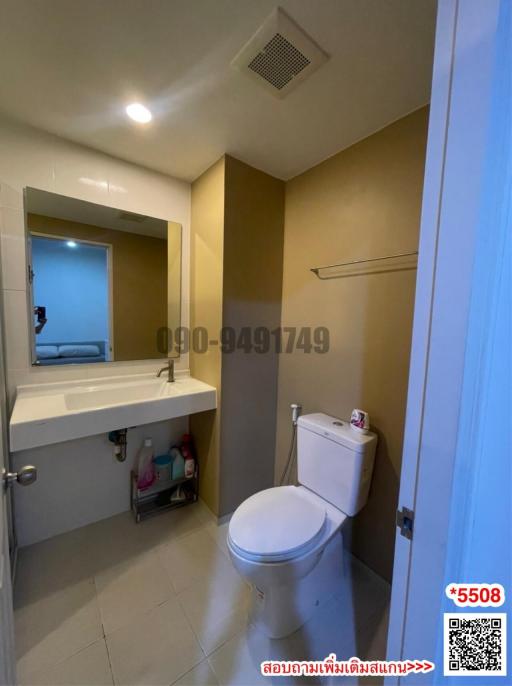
[9,372,216,452]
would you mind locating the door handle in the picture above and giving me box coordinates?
[2,465,37,489]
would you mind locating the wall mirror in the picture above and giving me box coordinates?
[25,188,181,366]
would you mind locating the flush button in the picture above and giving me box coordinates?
[333,421,343,426]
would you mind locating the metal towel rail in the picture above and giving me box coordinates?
[310,251,418,280]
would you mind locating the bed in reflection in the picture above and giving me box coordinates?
[35,340,107,365]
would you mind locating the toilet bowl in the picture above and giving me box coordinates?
[228,485,346,638]
[227,413,378,638]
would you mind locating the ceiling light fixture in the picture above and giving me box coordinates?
[66,241,77,248]
[126,103,152,124]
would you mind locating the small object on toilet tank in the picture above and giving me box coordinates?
[350,408,370,434]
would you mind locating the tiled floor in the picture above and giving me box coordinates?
[14,501,390,686]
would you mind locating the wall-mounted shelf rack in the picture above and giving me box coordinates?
[311,251,418,280]
[130,469,198,523]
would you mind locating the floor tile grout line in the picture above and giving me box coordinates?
[17,637,105,686]
[15,575,104,680]
[159,526,251,657]
[93,546,180,638]
[205,654,222,686]
[169,657,221,686]
[203,521,230,556]
[92,574,108,641]
[203,617,249,659]
[154,544,184,597]
[102,593,189,641]
[174,584,209,660]
[175,583,250,660]
[102,631,117,686]
[167,652,209,686]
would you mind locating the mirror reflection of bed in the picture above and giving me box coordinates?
[25,188,182,366]
[36,342,109,365]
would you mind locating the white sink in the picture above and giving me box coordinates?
[65,379,169,411]
[10,373,216,452]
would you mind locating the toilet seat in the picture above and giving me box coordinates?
[228,486,327,563]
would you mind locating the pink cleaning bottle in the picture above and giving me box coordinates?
[136,438,155,490]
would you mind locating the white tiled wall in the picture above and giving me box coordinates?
[0,114,191,401]
[0,115,193,545]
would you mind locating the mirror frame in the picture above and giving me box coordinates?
[24,188,182,367]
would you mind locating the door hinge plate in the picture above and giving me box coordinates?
[396,506,414,540]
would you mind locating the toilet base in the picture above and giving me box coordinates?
[248,532,344,639]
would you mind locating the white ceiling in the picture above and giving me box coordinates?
[0,0,436,182]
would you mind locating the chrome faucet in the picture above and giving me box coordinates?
[157,359,175,383]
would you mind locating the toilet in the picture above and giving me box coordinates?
[227,412,377,638]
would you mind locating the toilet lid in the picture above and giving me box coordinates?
[228,486,327,562]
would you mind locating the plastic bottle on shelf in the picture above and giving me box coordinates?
[171,446,185,479]
[136,438,155,490]
[182,433,196,479]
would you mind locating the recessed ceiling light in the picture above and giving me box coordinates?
[66,241,77,248]
[126,103,152,123]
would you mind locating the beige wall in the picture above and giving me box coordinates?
[189,158,226,514]
[28,213,168,361]
[275,108,429,581]
[190,156,285,516]
[220,156,285,515]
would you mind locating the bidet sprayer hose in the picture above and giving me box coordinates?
[279,403,302,485]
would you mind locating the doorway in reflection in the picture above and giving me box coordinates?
[32,234,111,364]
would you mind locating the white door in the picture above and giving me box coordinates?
[0,409,16,685]
[0,320,16,685]
[387,0,504,678]
[0,446,36,686]
[0,195,38,684]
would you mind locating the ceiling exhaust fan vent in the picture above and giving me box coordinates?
[248,33,311,91]
[232,8,329,98]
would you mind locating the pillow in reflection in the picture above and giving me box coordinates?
[58,344,101,358]
[36,345,59,359]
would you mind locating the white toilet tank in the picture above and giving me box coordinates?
[297,413,377,516]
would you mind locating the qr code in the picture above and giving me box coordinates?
[444,613,507,676]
